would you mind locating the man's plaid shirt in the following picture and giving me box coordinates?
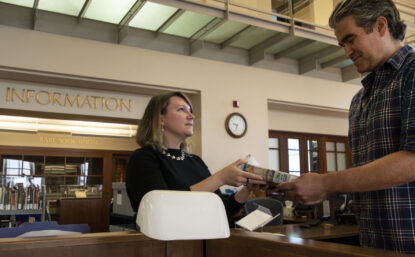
[348,45,415,253]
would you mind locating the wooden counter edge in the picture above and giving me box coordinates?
[209,229,413,257]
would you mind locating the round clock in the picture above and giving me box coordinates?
[225,112,247,138]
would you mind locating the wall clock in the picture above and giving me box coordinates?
[225,112,247,138]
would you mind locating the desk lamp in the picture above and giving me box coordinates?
[137,190,230,257]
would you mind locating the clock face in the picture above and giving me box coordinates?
[225,113,247,138]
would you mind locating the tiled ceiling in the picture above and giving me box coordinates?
[0,0,414,83]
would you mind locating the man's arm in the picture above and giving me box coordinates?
[276,150,415,205]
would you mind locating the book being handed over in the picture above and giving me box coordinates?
[239,163,298,185]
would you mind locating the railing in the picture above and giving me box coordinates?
[185,0,414,39]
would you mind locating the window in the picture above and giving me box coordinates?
[268,131,351,174]
[268,138,280,171]
[326,141,347,172]
[288,138,300,176]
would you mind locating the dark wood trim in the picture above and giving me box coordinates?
[269,130,351,174]
[0,145,133,232]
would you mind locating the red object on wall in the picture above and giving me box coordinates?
[233,100,240,108]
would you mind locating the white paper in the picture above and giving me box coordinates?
[236,209,280,231]
[323,200,330,217]
[116,193,122,205]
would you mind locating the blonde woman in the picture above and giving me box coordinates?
[126,92,264,221]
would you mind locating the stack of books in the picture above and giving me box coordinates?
[239,163,298,185]
[0,183,42,211]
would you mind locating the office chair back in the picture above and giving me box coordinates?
[243,198,284,226]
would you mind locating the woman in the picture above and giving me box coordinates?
[126,92,264,221]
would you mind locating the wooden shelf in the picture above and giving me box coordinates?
[0,209,43,215]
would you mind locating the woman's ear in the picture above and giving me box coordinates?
[160,115,165,126]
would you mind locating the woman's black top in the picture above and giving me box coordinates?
[125,146,243,220]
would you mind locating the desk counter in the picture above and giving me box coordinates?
[0,229,411,257]
[263,223,359,240]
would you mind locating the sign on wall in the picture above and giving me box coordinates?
[0,79,150,120]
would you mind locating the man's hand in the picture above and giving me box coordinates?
[275,173,329,205]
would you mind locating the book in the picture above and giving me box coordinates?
[239,163,298,185]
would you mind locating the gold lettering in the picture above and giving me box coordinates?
[64,94,79,107]
[90,96,100,109]
[53,92,63,106]
[35,91,51,105]
[80,96,93,109]
[6,87,132,114]
[6,88,10,102]
[12,88,25,103]
[39,137,56,143]
[26,89,35,103]
[77,138,98,145]
[105,97,119,111]
[120,99,131,112]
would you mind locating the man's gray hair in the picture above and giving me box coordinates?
[329,0,406,41]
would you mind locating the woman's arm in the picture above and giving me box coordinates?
[190,159,265,200]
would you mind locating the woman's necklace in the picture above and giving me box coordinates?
[161,149,186,161]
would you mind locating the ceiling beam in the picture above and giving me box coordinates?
[78,0,92,23]
[119,0,147,28]
[273,39,314,60]
[32,0,39,30]
[156,9,185,35]
[190,17,224,43]
[118,0,147,44]
[189,17,225,55]
[220,25,254,49]
[299,45,341,74]
[320,55,348,69]
[189,39,204,56]
[249,33,289,65]
[342,64,361,82]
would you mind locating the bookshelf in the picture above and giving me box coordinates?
[0,146,132,231]
[0,186,46,227]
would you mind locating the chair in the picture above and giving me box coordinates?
[0,221,90,238]
[243,198,284,226]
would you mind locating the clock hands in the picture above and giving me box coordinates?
[232,123,239,131]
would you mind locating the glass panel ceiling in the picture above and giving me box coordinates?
[204,20,247,44]
[163,10,214,38]
[84,0,136,24]
[129,2,177,31]
[38,0,85,16]
[0,0,33,8]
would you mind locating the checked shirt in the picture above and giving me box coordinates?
[348,45,415,253]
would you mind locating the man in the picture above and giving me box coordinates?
[276,0,415,253]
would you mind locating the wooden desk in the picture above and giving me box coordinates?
[209,229,413,257]
[0,230,412,257]
[263,223,359,240]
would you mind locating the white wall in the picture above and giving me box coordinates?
[268,109,349,136]
[0,25,361,172]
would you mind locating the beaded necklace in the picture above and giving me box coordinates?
[161,149,186,161]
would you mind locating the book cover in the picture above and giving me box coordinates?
[239,163,298,185]
[0,187,3,210]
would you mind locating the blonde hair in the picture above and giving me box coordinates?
[136,92,193,152]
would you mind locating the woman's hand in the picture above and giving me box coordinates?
[216,159,265,187]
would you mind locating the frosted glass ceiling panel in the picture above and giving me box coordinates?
[84,0,136,24]
[38,0,85,16]
[204,21,246,44]
[0,0,34,8]
[129,2,177,31]
[164,11,213,38]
